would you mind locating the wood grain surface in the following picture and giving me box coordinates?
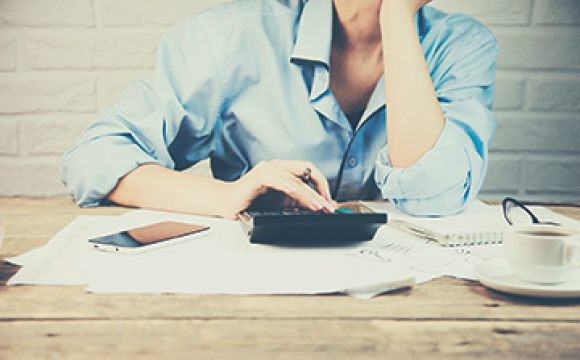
[1,198,579,359]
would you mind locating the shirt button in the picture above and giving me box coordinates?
[348,157,357,167]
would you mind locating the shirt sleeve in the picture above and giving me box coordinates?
[59,17,224,207]
[374,18,499,217]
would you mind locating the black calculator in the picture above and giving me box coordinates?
[238,202,387,245]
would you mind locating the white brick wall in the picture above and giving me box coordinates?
[432,0,580,202]
[0,0,579,202]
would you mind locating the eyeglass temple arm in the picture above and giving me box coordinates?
[502,197,541,226]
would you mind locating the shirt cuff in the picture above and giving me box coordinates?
[374,120,473,216]
[60,140,161,208]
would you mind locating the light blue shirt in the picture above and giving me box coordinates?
[60,0,498,216]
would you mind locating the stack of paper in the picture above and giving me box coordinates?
[7,210,417,299]
[8,200,579,299]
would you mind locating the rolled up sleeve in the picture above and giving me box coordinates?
[60,17,223,207]
[375,21,499,216]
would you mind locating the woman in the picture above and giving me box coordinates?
[60,0,498,219]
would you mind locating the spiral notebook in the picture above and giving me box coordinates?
[388,219,504,247]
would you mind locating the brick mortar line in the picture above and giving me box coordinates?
[0,316,579,323]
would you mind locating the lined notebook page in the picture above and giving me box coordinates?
[387,219,504,247]
[362,200,508,247]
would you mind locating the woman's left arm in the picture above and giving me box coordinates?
[376,1,499,216]
[380,0,443,168]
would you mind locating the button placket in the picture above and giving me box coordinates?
[336,142,365,200]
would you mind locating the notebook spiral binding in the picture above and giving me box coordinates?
[440,231,504,247]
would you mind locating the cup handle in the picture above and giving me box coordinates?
[564,241,580,268]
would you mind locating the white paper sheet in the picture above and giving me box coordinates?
[363,200,580,235]
[85,216,416,295]
[355,225,505,281]
[86,247,415,295]
[363,200,508,236]
[7,216,114,285]
[8,201,579,298]
[7,211,228,286]
[357,200,580,280]
[7,210,416,297]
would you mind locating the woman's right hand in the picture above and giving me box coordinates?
[107,161,335,221]
[221,160,336,219]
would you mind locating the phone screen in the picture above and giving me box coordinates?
[89,221,210,254]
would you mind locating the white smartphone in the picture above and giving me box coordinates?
[88,221,210,255]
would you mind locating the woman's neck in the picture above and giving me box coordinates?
[332,0,383,51]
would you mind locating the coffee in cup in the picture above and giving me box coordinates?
[504,224,580,284]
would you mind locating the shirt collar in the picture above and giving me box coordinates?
[291,1,423,66]
[290,0,333,67]
[290,1,424,130]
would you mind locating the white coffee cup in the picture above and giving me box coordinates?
[503,224,580,285]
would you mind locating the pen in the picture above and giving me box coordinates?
[299,167,336,213]
[299,167,317,191]
[387,219,445,243]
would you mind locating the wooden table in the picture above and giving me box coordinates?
[1,198,580,359]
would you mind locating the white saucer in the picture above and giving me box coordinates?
[474,261,580,298]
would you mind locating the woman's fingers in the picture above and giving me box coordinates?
[269,160,334,204]
[304,165,333,204]
[252,161,335,212]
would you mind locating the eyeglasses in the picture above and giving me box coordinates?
[501,197,560,226]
